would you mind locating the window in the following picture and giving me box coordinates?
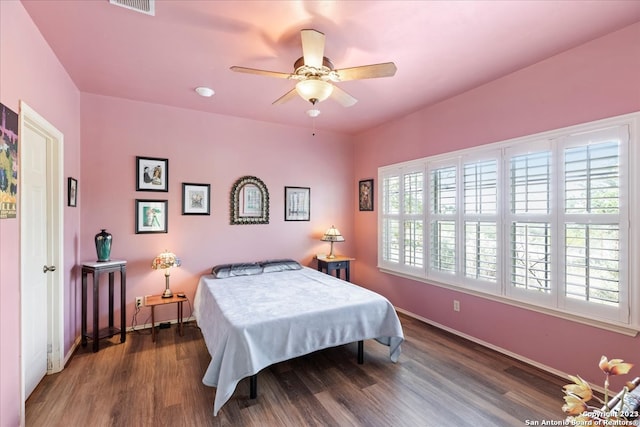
[429,165,456,275]
[380,164,425,274]
[559,127,629,323]
[506,147,553,302]
[381,175,400,264]
[463,158,498,287]
[378,114,638,330]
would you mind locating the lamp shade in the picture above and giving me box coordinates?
[151,250,181,270]
[296,79,334,104]
[321,226,344,259]
[321,226,345,242]
[152,250,181,298]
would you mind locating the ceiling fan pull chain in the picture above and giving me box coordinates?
[306,108,320,136]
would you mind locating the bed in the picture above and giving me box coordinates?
[193,259,404,416]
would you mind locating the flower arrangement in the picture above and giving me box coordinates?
[563,356,639,426]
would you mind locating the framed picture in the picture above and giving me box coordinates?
[284,186,310,221]
[67,177,77,207]
[182,183,210,215]
[230,176,270,225]
[0,103,18,219]
[136,156,168,192]
[135,199,168,233]
[359,179,374,211]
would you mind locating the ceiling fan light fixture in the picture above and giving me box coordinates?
[295,79,333,104]
[231,29,395,108]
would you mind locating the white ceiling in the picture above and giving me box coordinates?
[21,0,640,134]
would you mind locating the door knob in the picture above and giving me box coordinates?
[43,265,56,273]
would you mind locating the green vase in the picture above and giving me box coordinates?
[95,229,112,262]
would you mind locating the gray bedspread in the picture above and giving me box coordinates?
[193,266,404,415]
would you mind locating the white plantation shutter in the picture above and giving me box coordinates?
[464,160,498,214]
[378,114,637,329]
[404,171,424,268]
[509,221,551,292]
[463,158,498,285]
[382,218,400,264]
[565,223,620,305]
[381,174,400,264]
[507,149,552,298]
[429,165,456,274]
[464,221,497,281]
[379,165,425,273]
[404,219,423,268]
[559,126,629,323]
[564,141,620,214]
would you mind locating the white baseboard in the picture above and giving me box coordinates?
[394,307,608,395]
[394,307,571,381]
[59,317,193,369]
[63,336,81,367]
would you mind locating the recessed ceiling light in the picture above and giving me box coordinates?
[195,87,215,97]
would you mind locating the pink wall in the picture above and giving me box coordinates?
[0,1,81,426]
[79,93,354,327]
[2,0,639,424]
[352,22,640,389]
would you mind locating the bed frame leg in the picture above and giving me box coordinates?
[248,342,362,400]
[249,374,257,399]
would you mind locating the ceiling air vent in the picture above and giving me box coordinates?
[109,0,155,16]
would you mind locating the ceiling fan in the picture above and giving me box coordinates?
[230,29,397,108]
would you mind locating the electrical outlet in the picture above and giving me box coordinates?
[453,300,460,312]
[135,296,143,308]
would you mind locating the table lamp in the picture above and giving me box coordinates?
[151,250,181,298]
[321,225,344,259]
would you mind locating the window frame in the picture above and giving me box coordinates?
[377,112,639,334]
[460,151,501,294]
[378,161,426,276]
[556,125,630,324]
[503,140,554,306]
[427,159,459,280]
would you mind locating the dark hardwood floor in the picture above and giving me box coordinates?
[26,313,567,426]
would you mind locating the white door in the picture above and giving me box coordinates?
[19,101,64,407]
[21,121,48,397]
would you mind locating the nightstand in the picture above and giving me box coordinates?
[144,293,186,342]
[316,255,355,282]
[81,260,127,352]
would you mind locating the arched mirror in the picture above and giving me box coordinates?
[230,176,269,225]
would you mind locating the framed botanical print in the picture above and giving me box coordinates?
[182,183,210,215]
[359,179,374,211]
[136,156,168,192]
[284,186,310,221]
[135,199,168,233]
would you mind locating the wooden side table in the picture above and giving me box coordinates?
[81,260,127,352]
[316,255,355,282]
[145,293,186,342]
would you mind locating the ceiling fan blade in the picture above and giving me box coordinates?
[330,85,358,107]
[272,88,299,105]
[334,62,397,81]
[230,66,292,79]
[301,29,325,69]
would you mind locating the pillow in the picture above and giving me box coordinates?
[260,259,302,273]
[211,262,263,279]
